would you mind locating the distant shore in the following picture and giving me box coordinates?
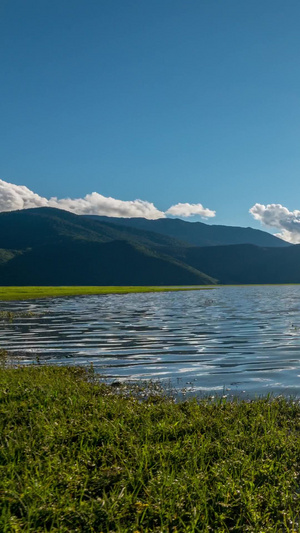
[0,285,214,301]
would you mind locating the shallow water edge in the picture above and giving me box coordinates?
[1,285,300,397]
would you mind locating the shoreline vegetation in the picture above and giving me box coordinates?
[0,285,213,301]
[1,365,300,532]
[2,284,300,302]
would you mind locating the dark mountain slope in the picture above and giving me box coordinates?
[0,207,106,248]
[181,244,300,284]
[2,207,300,286]
[0,208,190,251]
[0,249,21,265]
[89,216,290,248]
[0,240,216,286]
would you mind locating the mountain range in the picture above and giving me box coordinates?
[88,215,289,248]
[0,206,298,286]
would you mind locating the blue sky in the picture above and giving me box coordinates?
[1,0,300,240]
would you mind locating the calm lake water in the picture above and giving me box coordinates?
[1,286,300,397]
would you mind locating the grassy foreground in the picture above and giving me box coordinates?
[0,286,212,301]
[1,366,300,532]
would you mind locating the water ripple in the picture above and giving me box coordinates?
[1,286,300,396]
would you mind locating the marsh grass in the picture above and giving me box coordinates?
[1,366,300,532]
[0,286,213,301]
[0,311,36,322]
[0,349,9,365]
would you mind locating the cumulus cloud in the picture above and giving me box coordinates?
[0,179,165,219]
[49,193,166,219]
[249,203,300,244]
[166,202,216,218]
[0,179,49,211]
[0,179,216,221]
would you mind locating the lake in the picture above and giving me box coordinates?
[1,285,300,397]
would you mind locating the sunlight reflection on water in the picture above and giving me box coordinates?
[1,286,300,397]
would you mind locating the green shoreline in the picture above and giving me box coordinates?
[1,365,300,532]
[0,285,213,301]
[1,284,300,301]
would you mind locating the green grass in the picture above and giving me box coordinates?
[1,365,300,532]
[0,285,213,301]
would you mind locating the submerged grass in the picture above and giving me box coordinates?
[0,286,213,301]
[1,366,300,532]
[0,311,36,322]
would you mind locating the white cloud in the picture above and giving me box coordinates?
[0,179,165,219]
[0,179,216,221]
[49,193,166,219]
[249,203,300,243]
[166,202,216,218]
[0,179,49,211]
